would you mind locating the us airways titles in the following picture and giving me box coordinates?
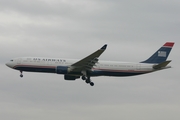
[32,58,66,62]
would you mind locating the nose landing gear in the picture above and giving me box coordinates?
[20,71,23,78]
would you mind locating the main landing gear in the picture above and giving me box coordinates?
[82,75,94,86]
[81,71,94,86]
[20,71,23,78]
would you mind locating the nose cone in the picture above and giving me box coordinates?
[6,62,14,68]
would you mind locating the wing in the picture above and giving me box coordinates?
[70,44,107,72]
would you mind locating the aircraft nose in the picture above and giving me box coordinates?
[6,62,13,68]
[6,62,10,67]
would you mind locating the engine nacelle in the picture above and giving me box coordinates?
[56,66,69,74]
[64,75,80,80]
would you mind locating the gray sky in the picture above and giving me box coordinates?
[0,0,180,120]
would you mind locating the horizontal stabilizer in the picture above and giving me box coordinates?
[153,60,171,69]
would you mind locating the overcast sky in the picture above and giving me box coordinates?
[0,0,180,120]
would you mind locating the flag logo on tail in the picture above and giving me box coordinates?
[158,51,166,57]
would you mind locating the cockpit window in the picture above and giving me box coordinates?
[10,60,13,62]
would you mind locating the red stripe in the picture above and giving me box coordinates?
[163,42,174,47]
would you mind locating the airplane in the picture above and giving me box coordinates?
[6,42,174,86]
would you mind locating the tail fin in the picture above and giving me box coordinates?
[141,42,174,64]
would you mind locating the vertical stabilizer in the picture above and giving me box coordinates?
[141,42,174,64]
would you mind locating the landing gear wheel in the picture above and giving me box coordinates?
[86,80,90,84]
[82,76,86,80]
[83,75,94,86]
[20,74,23,78]
[90,82,94,86]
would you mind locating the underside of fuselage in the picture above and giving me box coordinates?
[14,65,149,77]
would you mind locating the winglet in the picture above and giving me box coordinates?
[101,44,107,50]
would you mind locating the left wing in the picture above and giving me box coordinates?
[70,44,107,72]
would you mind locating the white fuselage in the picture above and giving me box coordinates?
[6,57,155,77]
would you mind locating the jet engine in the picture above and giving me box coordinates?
[64,75,80,80]
[56,66,69,74]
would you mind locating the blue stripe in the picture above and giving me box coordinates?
[90,70,147,77]
[14,66,56,73]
